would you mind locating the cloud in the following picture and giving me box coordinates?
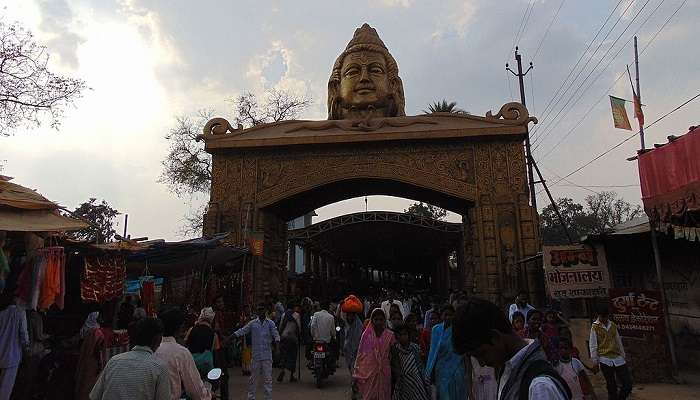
[431,0,478,40]
[36,0,85,69]
[379,0,414,7]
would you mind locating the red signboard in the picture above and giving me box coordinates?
[609,288,665,338]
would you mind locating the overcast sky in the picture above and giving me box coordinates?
[2,0,699,240]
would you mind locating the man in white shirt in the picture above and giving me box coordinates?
[310,301,336,344]
[155,308,211,400]
[508,290,535,323]
[452,298,570,400]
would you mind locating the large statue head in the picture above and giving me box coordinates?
[328,23,405,120]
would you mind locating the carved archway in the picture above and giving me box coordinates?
[202,103,540,305]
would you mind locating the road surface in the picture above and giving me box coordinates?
[227,360,352,400]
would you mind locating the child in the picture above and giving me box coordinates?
[511,311,527,338]
[555,337,596,400]
[526,309,544,341]
[390,323,430,400]
[542,309,562,362]
[590,305,633,400]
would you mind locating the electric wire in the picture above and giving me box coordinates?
[532,0,567,62]
[536,91,700,195]
[532,0,643,143]
[535,0,685,160]
[531,0,655,148]
[508,0,537,61]
[531,0,627,135]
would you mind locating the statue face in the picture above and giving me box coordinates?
[339,50,390,109]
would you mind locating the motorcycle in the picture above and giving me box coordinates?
[309,341,336,388]
[181,368,222,400]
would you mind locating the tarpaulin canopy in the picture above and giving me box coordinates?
[638,126,700,228]
[126,233,249,277]
[0,176,88,232]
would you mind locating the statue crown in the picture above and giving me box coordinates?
[346,23,387,51]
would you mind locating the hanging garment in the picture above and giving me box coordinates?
[15,251,48,310]
[140,280,155,317]
[80,254,126,303]
[38,247,65,310]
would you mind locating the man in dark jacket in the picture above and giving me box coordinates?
[452,298,571,400]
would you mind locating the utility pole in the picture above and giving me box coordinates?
[634,36,644,150]
[507,47,574,244]
[507,47,536,210]
[632,34,679,375]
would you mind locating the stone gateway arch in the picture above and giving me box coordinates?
[201,24,541,305]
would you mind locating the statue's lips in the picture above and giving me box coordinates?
[355,88,375,95]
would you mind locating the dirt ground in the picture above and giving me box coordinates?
[225,358,700,400]
[227,361,353,400]
[589,367,700,400]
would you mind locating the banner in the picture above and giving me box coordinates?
[543,244,610,299]
[633,93,644,126]
[609,95,632,130]
[248,232,264,256]
[609,288,665,338]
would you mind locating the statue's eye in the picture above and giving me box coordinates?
[344,67,360,77]
[370,65,384,74]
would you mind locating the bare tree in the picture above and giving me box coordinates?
[585,191,642,233]
[232,88,311,128]
[0,21,86,136]
[161,89,311,234]
[159,110,213,197]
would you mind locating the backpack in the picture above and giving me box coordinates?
[518,359,572,400]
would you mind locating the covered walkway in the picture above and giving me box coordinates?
[287,211,463,298]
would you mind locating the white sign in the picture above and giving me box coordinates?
[543,244,610,299]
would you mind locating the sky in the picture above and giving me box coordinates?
[2,0,699,240]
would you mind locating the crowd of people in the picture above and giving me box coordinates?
[0,287,634,400]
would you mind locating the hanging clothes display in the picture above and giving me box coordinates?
[80,254,126,303]
[15,249,48,310]
[140,280,155,317]
[38,247,65,310]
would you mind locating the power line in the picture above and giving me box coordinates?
[532,0,567,62]
[538,90,700,194]
[531,0,627,134]
[508,0,536,61]
[531,0,656,148]
[535,0,685,159]
[532,0,646,144]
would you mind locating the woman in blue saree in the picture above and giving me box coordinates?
[425,304,467,400]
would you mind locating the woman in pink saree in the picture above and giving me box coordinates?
[353,308,396,400]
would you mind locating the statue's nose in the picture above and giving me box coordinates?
[359,67,370,82]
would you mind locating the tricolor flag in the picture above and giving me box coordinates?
[609,96,632,130]
[633,93,644,126]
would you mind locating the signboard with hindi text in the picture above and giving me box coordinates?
[609,288,665,338]
[543,244,610,299]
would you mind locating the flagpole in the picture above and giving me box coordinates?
[634,36,644,150]
[634,34,679,376]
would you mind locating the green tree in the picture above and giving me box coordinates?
[423,99,468,114]
[540,197,595,245]
[70,198,119,243]
[585,191,643,233]
[540,192,643,244]
[404,201,447,220]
